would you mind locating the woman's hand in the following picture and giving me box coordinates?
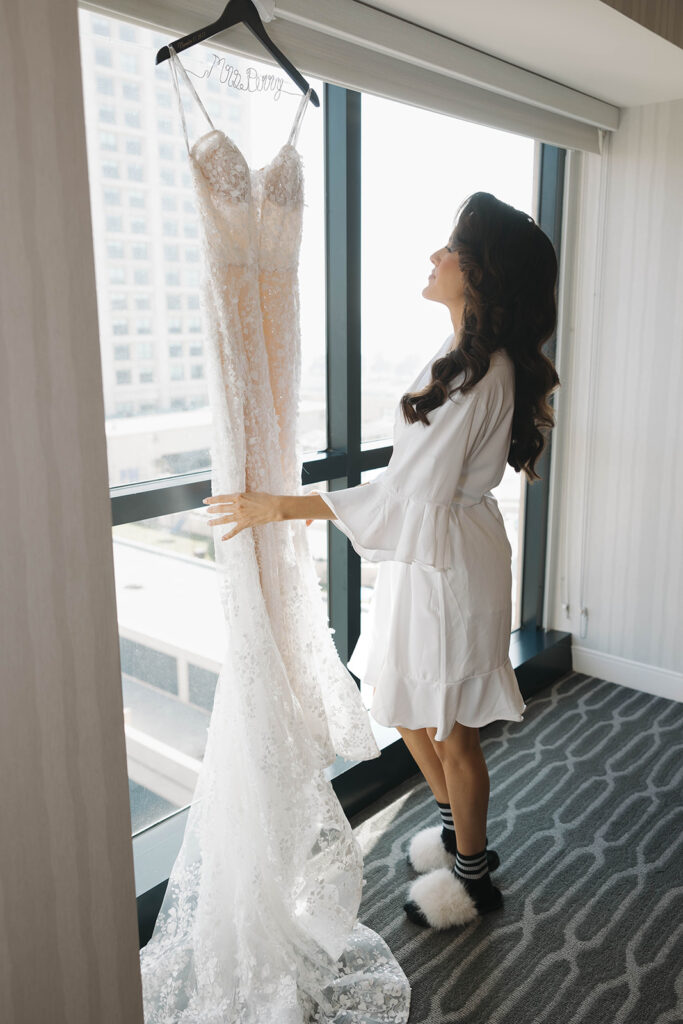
[203,492,281,541]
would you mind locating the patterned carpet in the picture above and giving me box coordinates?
[350,671,683,1024]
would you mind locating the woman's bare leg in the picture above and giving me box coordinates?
[395,725,450,804]
[426,723,489,855]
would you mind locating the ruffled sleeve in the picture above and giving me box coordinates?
[312,374,498,570]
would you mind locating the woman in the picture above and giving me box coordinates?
[203,191,560,930]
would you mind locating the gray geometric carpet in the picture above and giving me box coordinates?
[349,671,683,1023]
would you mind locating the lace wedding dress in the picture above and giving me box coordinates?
[138,45,411,1023]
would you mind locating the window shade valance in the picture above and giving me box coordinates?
[85,0,619,153]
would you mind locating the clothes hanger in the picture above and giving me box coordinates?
[155,0,320,108]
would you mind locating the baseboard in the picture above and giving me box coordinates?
[571,644,683,704]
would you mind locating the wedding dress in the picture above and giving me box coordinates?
[138,45,411,1023]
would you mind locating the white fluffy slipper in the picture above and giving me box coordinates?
[404,868,480,929]
[407,825,456,873]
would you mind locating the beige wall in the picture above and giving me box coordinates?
[546,98,683,700]
[0,2,144,1021]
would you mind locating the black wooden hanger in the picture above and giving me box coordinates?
[155,0,319,107]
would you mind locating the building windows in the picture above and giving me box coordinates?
[116,368,133,385]
[114,344,131,359]
[121,52,139,75]
[96,76,114,95]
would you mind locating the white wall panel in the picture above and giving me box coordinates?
[548,98,683,699]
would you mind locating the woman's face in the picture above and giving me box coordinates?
[422,241,465,307]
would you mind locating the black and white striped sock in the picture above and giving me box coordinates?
[453,845,498,910]
[436,799,488,856]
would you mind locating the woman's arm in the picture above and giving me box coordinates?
[278,493,337,522]
[279,483,370,522]
[204,484,371,541]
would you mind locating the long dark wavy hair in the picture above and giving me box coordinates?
[400,191,560,482]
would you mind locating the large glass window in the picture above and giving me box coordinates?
[361,95,534,632]
[79,10,557,851]
[79,9,327,834]
[79,8,326,490]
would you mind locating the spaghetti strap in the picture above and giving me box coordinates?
[167,43,216,156]
[287,86,312,149]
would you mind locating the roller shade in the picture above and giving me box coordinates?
[84,0,619,152]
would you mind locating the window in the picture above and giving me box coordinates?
[360,93,535,631]
[79,10,560,860]
[96,76,114,95]
[121,52,138,75]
